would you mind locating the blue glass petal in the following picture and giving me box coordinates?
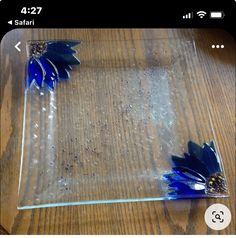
[27,58,44,88]
[57,67,70,80]
[44,77,55,90]
[168,182,205,196]
[48,40,80,48]
[163,173,176,182]
[188,141,203,159]
[169,181,205,191]
[48,61,71,80]
[202,143,221,174]
[163,172,189,182]
[47,43,77,54]
[209,141,216,152]
[183,153,210,178]
[43,51,80,66]
[39,57,59,82]
[188,141,220,174]
[171,156,187,168]
[58,54,80,65]
[51,60,72,71]
[172,167,206,183]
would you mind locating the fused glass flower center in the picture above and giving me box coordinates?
[206,172,227,195]
[30,41,47,58]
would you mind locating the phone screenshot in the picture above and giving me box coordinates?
[0,0,235,235]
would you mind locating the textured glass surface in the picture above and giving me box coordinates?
[18,39,229,209]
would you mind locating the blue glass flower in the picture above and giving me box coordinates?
[163,141,228,197]
[26,40,80,90]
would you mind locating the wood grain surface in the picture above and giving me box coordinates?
[0,225,8,235]
[0,29,235,234]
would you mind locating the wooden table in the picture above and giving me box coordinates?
[0,29,235,234]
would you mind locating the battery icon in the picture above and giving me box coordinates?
[210,11,225,19]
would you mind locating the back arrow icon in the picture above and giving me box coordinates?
[15,41,21,52]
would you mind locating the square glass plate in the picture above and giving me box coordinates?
[18,38,229,209]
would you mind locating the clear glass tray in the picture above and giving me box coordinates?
[18,38,229,209]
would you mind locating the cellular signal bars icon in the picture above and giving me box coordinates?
[183,12,193,19]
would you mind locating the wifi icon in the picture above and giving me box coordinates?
[197,11,207,18]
